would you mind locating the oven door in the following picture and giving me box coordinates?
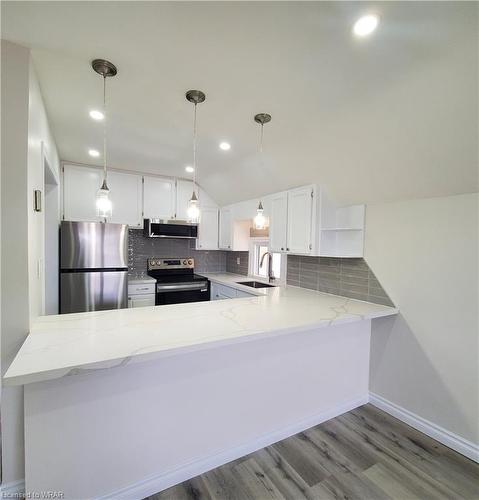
[156,281,210,305]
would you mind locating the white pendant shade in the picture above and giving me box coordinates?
[254,202,266,230]
[96,184,112,218]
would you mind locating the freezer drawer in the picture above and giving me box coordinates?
[61,221,128,269]
[60,271,128,314]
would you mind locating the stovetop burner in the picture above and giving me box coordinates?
[146,257,207,284]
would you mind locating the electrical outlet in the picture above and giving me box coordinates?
[236,257,241,265]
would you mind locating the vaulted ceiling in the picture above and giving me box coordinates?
[2,1,478,206]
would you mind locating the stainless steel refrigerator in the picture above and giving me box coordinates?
[60,221,128,314]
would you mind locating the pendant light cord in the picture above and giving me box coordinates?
[103,75,107,183]
[193,102,197,191]
[259,122,264,153]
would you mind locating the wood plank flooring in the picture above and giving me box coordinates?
[146,404,479,500]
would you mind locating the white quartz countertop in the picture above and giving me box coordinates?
[4,273,397,386]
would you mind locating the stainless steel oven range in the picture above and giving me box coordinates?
[147,258,210,305]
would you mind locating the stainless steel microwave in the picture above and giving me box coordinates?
[143,219,198,239]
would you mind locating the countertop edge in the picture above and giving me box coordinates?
[3,306,397,387]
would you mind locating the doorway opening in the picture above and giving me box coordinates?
[43,153,59,315]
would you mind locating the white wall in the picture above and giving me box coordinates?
[1,40,30,487]
[27,61,60,319]
[365,193,479,445]
[1,41,60,487]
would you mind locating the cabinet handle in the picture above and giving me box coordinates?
[281,247,284,251]
[286,247,290,251]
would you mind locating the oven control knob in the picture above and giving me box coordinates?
[187,259,193,265]
[183,259,187,265]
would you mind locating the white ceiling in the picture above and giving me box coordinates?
[2,1,478,206]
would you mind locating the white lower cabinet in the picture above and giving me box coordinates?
[211,282,255,300]
[128,282,156,308]
[128,293,155,308]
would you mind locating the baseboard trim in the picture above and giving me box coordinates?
[99,395,368,499]
[369,392,479,463]
[0,479,26,496]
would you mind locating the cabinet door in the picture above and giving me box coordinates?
[287,186,313,254]
[63,164,102,222]
[108,171,142,227]
[219,208,232,250]
[269,192,288,252]
[128,294,155,308]
[143,176,175,219]
[176,179,195,220]
[197,207,218,250]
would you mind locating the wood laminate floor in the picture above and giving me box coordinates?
[146,404,479,500]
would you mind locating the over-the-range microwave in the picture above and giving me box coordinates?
[143,219,198,239]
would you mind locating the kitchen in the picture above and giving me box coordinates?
[1,2,478,500]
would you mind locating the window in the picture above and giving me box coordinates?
[250,239,283,281]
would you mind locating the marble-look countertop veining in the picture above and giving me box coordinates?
[4,273,397,386]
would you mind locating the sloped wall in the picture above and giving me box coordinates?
[365,193,478,446]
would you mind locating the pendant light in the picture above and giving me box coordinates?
[185,90,206,223]
[253,113,271,230]
[92,59,117,220]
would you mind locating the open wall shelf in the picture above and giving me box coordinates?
[318,196,365,257]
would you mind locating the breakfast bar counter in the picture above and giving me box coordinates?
[4,275,396,386]
[5,274,397,499]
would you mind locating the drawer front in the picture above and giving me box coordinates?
[215,283,237,298]
[128,293,156,308]
[128,283,156,295]
[211,283,255,300]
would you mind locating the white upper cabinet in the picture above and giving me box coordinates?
[108,171,142,227]
[63,164,102,222]
[219,207,232,249]
[143,176,175,219]
[197,207,219,250]
[268,192,288,252]
[286,186,313,254]
[63,165,143,227]
[176,179,195,220]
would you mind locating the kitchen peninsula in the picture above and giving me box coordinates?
[5,276,397,499]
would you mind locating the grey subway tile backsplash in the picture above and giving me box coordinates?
[128,229,227,275]
[287,255,394,307]
[226,251,249,276]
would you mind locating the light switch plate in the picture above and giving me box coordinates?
[236,257,241,265]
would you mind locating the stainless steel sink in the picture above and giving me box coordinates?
[237,281,276,289]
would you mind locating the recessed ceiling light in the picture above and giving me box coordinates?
[89,109,104,121]
[219,142,231,151]
[88,149,100,158]
[185,165,195,173]
[353,14,379,37]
